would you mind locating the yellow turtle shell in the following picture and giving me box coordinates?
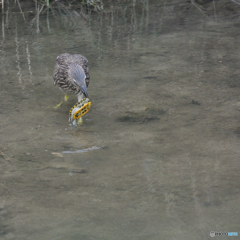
[69,98,91,121]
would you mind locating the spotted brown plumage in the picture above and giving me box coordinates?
[53,53,90,101]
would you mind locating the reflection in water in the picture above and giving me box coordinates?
[25,40,33,83]
[62,146,100,154]
[14,25,23,88]
[1,1,240,239]
[1,13,4,40]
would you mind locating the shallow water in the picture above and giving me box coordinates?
[1,0,240,239]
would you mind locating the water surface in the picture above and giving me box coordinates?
[0,1,240,239]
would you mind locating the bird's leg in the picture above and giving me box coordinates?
[64,93,69,101]
[77,92,84,102]
[72,117,83,126]
[52,93,69,109]
[75,93,85,125]
[77,117,83,125]
[52,101,64,109]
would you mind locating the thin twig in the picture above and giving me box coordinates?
[230,0,240,5]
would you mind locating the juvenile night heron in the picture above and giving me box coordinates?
[53,53,91,124]
[53,53,90,104]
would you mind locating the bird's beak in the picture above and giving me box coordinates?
[81,86,88,98]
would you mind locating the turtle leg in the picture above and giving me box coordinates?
[75,94,84,124]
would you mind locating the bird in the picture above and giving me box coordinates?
[53,53,90,108]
